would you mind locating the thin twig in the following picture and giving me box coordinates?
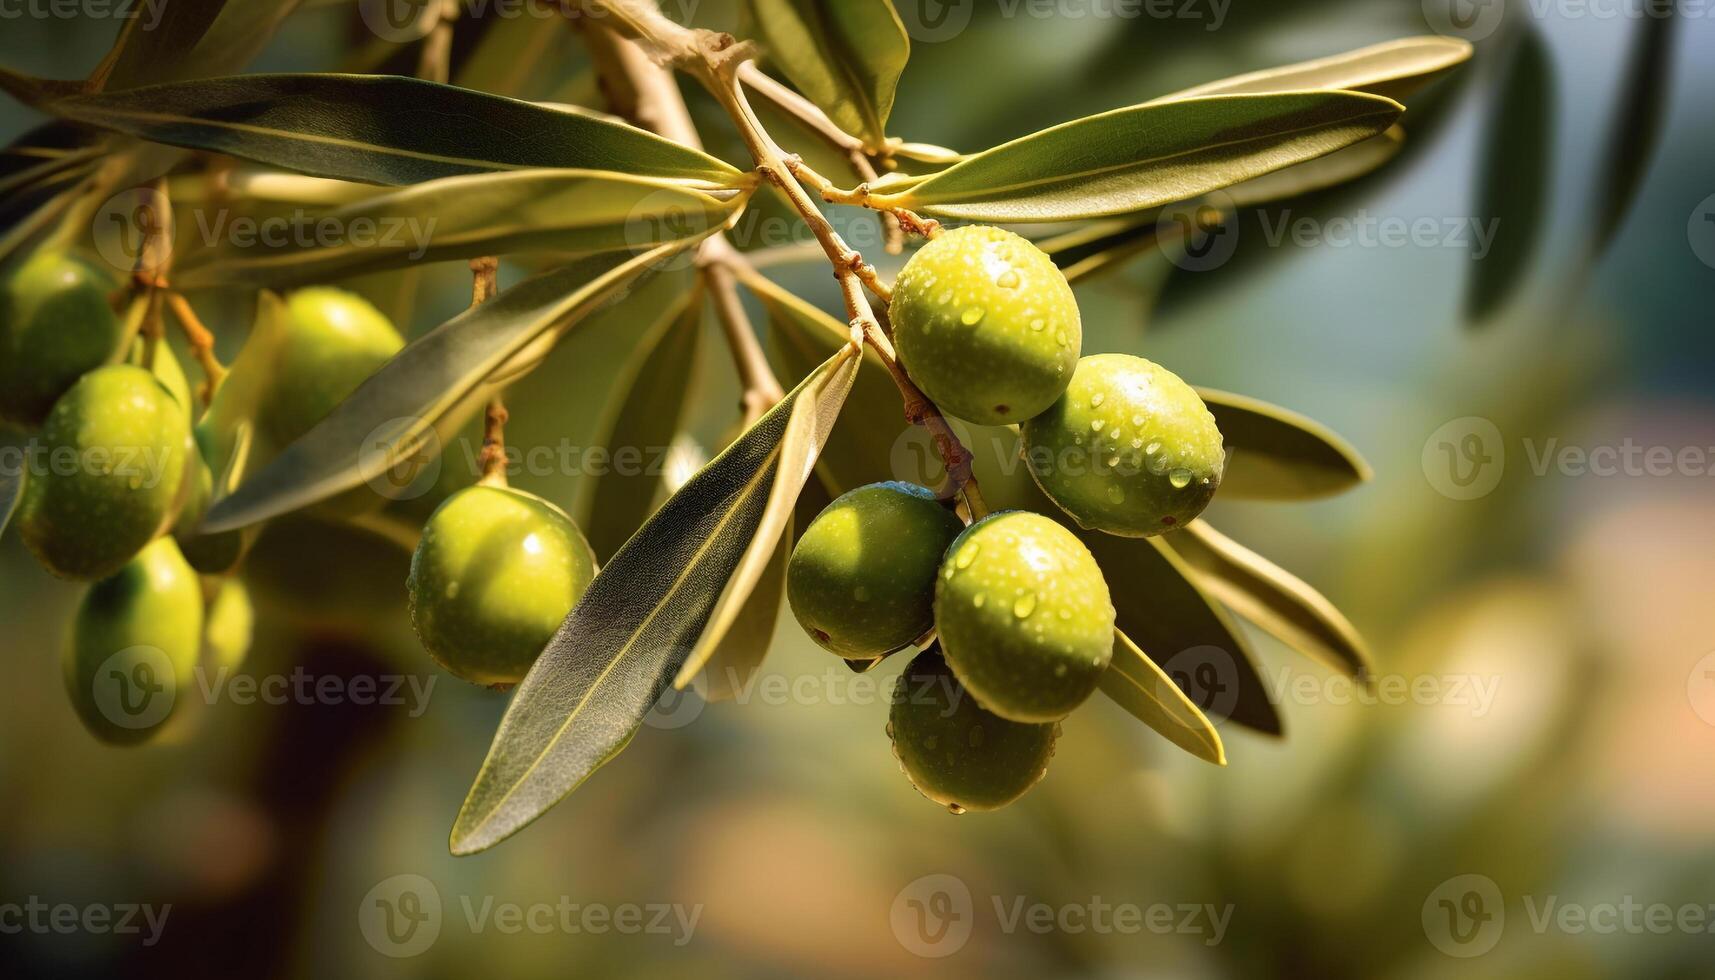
[470,257,510,487]
[165,292,228,404]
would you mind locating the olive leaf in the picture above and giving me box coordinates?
[1218,125,1404,209]
[673,347,861,690]
[450,345,859,855]
[103,0,308,91]
[1199,388,1371,500]
[174,170,751,287]
[0,464,23,541]
[748,0,910,150]
[1467,26,1554,325]
[866,91,1403,222]
[583,286,705,562]
[51,74,746,187]
[202,242,705,533]
[698,517,791,703]
[1590,12,1676,259]
[1155,36,1473,104]
[748,268,906,493]
[968,426,1283,736]
[1101,629,1226,766]
[1170,522,1372,682]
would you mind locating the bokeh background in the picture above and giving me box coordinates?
[3,1,1714,977]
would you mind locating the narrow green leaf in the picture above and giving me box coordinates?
[450,347,859,855]
[1199,387,1371,500]
[869,92,1402,222]
[749,0,910,149]
[749,269,906,493]
[698,515,791,703]
[969,426,1283,736]
[675,348,860,689]
[1219,125,1404,209]
[106,0,308,90]
[583,287,705,562]
[1101,629,1226,766]
[1466,26,1555,325]
[52,74,746,187]
[0,463,23,540]
[1590,13,1676,258]
[175,170,749,287]
[1169,522,1372,682]
[202,242,702,533]
[1155,36,1473,104]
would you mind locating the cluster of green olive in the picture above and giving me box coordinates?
[2,248,405,742]
[787,226,1226,812]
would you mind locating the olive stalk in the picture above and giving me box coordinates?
[469,256,511,489]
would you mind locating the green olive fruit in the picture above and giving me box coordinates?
[20,364,191,580]
[934,511,1115,722]
[892,226,1080,426]
[204,577,255,674]
[62,537,203,745]
[259,287,403,447]
[888,650,1058,812]
[408,485,597,686]
[787,482,965,659]
[0,249,123,429]
[1021,354,1224,537]
[172,425,255,575]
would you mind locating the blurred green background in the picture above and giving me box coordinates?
[3,1,1714,977]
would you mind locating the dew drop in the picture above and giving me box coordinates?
[1013,593,1037,618]
[1131,414,1145,427]
[1169,468,1193,489]
[1090,419,1105,432]
[996,270,1021,289]
[1131,438,1144,449]
[1054,330,1069,347]
[1106,456,1120,468]
[960,306,986,326]
[445,582,461,599]
[1145,440,1161,455]
[972,594,986,609]
[1105,485,1126,504]
[955,545,978,569]
[1090,392,1105,407]
[936,289,953,305]
[947,803,967,815]
[1030,318,1045,331]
